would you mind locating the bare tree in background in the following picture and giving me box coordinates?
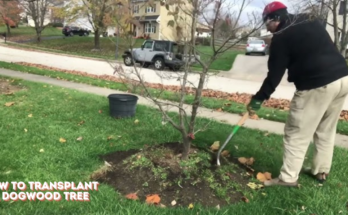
[301,0,348,56]
[20,0,54,42]
[112,0,263,160]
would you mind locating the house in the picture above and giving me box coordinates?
[130,0,193,41]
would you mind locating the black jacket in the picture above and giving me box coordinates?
[253,13,348,101]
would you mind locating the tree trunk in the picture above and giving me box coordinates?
[36,31,41,42]
[94,29,100,49]
[181,135,191,160]
[6,24,11,37]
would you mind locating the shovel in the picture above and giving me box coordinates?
[216,112,249,166]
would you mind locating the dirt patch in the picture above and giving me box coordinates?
[0,79,23,95]
[91,142,258,209]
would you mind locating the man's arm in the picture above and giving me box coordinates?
[252,36,289,101]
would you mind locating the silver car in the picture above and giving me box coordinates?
[245,40,268,55]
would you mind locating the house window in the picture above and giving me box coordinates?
[145,5,156,13]
[145,23,156,33]
[133,5,139,13]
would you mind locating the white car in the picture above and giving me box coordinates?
[245,40,268,55]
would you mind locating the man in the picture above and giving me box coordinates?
[247,1,348,187]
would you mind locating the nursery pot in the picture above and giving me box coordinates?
[108,94,138,118]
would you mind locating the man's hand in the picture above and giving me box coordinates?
[246,98,263,116]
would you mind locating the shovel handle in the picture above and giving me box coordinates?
[237,112,249,126]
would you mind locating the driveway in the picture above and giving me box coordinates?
[218,54,292,86]
[2,44,345,108]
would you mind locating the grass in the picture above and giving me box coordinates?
[1,61,348,136]
[0,25,62,38]
[1,76,348,214]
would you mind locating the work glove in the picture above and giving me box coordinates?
[246,98,263,116]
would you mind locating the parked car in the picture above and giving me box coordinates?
[245,40,268,55]
[62,26,90,37]
[122,40,185,70]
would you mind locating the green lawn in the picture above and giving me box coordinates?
[0,76,348,214]
[192,46,242,71]
[0,25,62,37]
[1,61,348,136]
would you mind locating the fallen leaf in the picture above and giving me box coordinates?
[98,110,102,113]
[188,203,194,209]
[5,92,14,95]
[107,136,114,140]
[134,119,139,124]
[238,157,254,165]
[210,141,220,151]
[216,204,220,210]
[301,206,306,210]
[221,150,229,157]
[104,161,112,167]
[216,108,223,112]
[159,204,166,208]
[261,192,267,196]
[28,114,33,118]
[5,102,15,107]
[264,132,269,136]
[171,200,177,206]
[24,128,28,132]
[76,136,83,141]
[125,192,139,200]
[59,138,66,143]
[249,114,259,120]
[247,182,264,190]
[241,196,249,203]
[39,149,44,153]
[256,172,272,182]
[78,121,85,126]
[146,194,160,204]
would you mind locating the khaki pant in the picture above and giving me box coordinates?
[279,75,348,183]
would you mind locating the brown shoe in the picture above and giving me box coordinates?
[264,178,299,187]
[301,167,329,183]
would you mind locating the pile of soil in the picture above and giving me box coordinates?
[91,142,254,208]
[0,79,23,95]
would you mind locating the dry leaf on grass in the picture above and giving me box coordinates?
[125,192,139,200]
[134,119,139,124]
[247,182,264,190]
[28,114,33,118]
[146,194,160,204]
[249,114,260,120]
[241,196,249,203]
[171,200,177,206]
[188,203,194,209]
[24,128,28,132]
[238,157,255,165]
[4,102,15,107]
[76,136,83,141]
[221,150,229,157]
[59,138,66,143]
[256,172,272,182]
[98,110,102,114]
[210,141,220,151]
[78,121,85,126]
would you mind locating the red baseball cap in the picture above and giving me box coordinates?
[262,1,287,22]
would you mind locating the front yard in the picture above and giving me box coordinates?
[0,76,348,214]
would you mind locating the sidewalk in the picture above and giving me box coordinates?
[1,68,348,149]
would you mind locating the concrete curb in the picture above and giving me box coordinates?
[1,68,348,149]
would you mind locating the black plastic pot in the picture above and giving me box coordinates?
[108,94,138,118]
